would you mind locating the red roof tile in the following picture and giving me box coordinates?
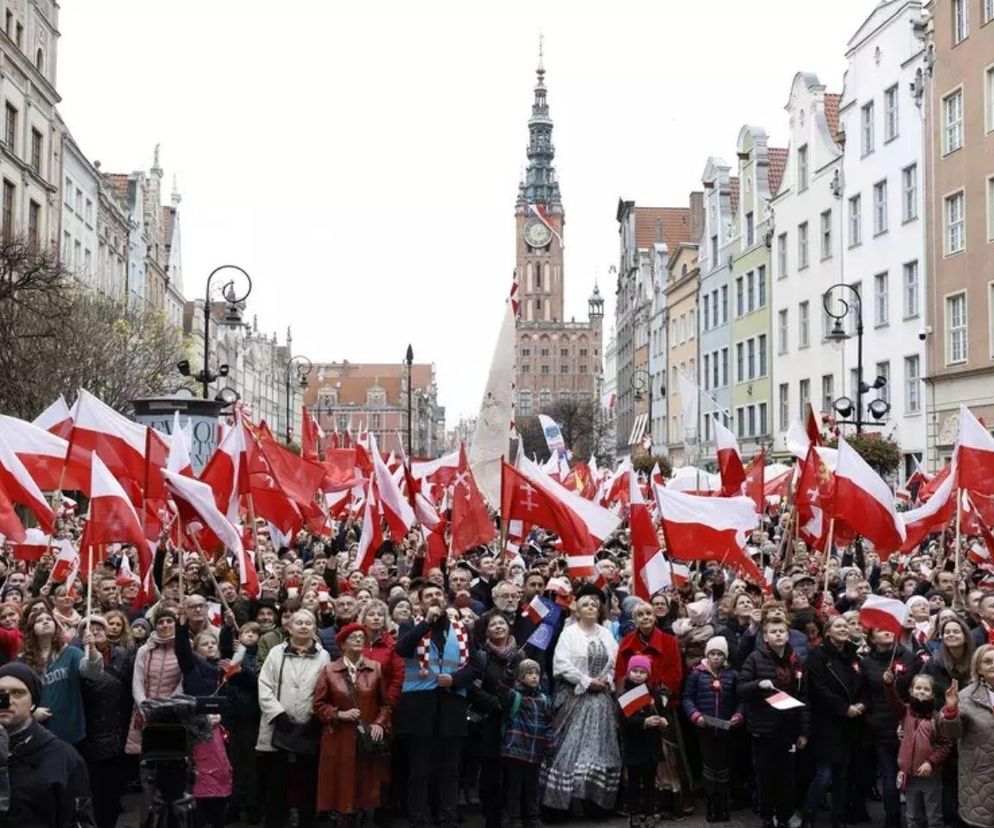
[824,93,841,141]
[729,177,740,215]
[305,363,434,408]
[767,148,788,196]
[633,207,692,251]
[107,173,130,203]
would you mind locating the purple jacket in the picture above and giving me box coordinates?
[192,728,232,799]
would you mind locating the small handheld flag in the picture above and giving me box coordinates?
[765,690,805,711]
[618,683,653,717]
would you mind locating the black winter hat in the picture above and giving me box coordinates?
[0,662,43,707]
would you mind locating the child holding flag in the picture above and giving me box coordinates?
[616,654,669,828]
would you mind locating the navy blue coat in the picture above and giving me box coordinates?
[681,663,744,727]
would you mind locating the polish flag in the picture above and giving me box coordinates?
[714,417,746,496]
[32,395,73,438]
[602,458,634,507]
[0,432,54,531]
[300,408,320,462]
[919,463,952,503]
[629,469,668,601]
[0,414,89,492]
[744,452,766,514]
[411,449,460,488]
[370,434,415,540]
[354,479,383,574]
[68,389,149,492]
[833,437,906,556]
[766,691,805,711]
[522,594,551,623]
[199,414,250,522]
[653,485,763,585]
[955,404,994,497]
[162,468,256,598]
[900,468,956,552]
[795,445,836,548]
[618,683,653,717]
[449,444,496,555]
[48,538,80,586]
[166,411,195,477]
[8,527,50,560]
[858,594,909,637]
[0,480,26,543]
[80,454,148,554]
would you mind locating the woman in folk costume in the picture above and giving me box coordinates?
[313,623,391,825]
[394,580,479,828]
[540,583,622,815]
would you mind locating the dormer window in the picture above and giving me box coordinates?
[366,385,386,406]
[318,388,338,407]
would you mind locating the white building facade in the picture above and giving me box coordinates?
[838,0,926,480]
[770,74,843,453]
[60,130,100,289]
[647,241,669,451]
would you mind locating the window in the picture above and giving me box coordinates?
[540,364,550,375]
[758,334,767,377]
[736,342,744,382]
[777,232,787,278]
[75,188,82,215]
[985,0,993,25]
[884,85,899,141]
[62,231,70,261]
[861,102,875,155]
[518,391,533,417]
[720,286,728,323]
[900,164,919,223]
[747,338,755,379]
[821,374,835,414]
[559,364,568,374]
[873,180,888,235]
[876,361,891,412]
[778,309,789,354]
[874,272,889,326]
[779,384,789,431]
[29,128,41,174]
[947,292,967,363]
[989,176,994,241]
[703,354,711,391]
[710,234,718,269]
[736,408,745,439]
[758,403,768,436]
[952,0,969,44]
[798,222,809,269]
[848,195,862,246]
[946,191,965,254]
[799,379,811,418]
[798,145,809,191]
[688,309,696,339]
[14,22,21,49]
[560,348,568,357]
[4,11,10,37]
[904,356,921,413]
[903,261,920,318]
[746,271,755,313]
[757,265,766,308]
[520,347,530,357]
[540,347,549,357]
[3,103,15,150]
[944,89,964,153]
[747,406,756,438]
[534,297,541,315]
[678,314,685,343]
[799,300,810,348]
[2,180,13,239]
[64,177,72,206]
[820,209,832,259]
[987,68,994,133]
[746,212,755,247]
[702,294,710,331]
[84,248,91,276]
[27,200,39,250]
[735,276,744,317]
[720,347,729,386]
[711,351,719,388]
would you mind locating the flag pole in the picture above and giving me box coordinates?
[84,544,95,651]
[823,518,836,594]
[954,487,962,583]
[186,527,240,632]
[246,492,264,568]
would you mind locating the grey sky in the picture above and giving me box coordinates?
[58,0,857,426]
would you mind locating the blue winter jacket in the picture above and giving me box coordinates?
[681,662,745,728]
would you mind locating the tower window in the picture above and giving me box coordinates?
[536,268,541,289]
[535,298,542,313]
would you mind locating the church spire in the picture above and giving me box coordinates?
[521,34,561,208]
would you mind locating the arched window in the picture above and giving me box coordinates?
[535,264,541,290]
[35,49,43,73]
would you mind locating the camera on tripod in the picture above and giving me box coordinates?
[139,695,229,828]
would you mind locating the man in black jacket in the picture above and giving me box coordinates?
[395,579,480,828]
[0,662,93,828]
[740,616,810,828]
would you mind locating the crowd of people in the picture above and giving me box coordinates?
[2,506,994,828]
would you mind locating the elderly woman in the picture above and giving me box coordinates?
[314,622,391,823]
[257,608,330,828]
[939,645,994,827]
[540,584,621,814]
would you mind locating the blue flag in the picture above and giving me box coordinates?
[526,598,561,651]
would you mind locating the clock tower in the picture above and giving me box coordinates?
[512,42,603,417]
[515,40,564,325]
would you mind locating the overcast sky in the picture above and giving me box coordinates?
[58,0,862,426]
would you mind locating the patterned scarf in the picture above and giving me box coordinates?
[416,618,469,678]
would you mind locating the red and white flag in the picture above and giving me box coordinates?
[68,389,150,493]
[744,452,766,514]
[859,594,909,637]
[48,538,80,586]
[354,479,383,574]
[199,414,250,522]
[766,691,805,710]
[522,594,550,624]
[618,683,653,717]
[628,469,668,601]
[300,408,321,462]
[166,411,195,477]
[0,414,89,492]
[653,485,763,585]
[0,431,54,531]
[80,454,148,554]
[955,404,994,497]
[412,450,461,489]
[833,436,906,556]
[32,395,73,438]
[449,444,496,555]
[714,417,746,497]
[900,468,956,552]
[370,434,415,541]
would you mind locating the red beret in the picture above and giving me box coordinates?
[334,622,367,648]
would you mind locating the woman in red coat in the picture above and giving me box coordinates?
[314,622,392,820]
[616,599,684,700]
[360,600,403,706]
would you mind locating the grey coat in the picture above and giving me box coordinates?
[938,680,994,827]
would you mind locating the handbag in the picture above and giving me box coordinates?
[344,665,391,756]
[270,651,320,755]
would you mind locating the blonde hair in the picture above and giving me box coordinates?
[971,643,994,682]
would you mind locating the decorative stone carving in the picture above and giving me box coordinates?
[937,412,960,447]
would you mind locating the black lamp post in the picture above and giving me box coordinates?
[405,344,414,457]
[823,283,890,434]
[630,368,652,451]
[191,265,252,399]
[284,355,312,444]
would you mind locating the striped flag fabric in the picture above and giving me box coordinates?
[522,594,550,623]
[618,683,653,717]
[765,690,804,710]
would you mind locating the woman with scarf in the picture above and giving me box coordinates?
[127,607,183,755]
[17,603,101,748]
[314,622,391,826]
[102,609,134,652]
[50,585,81,646]
[540,584,621,816]
[468,610,524,828]
[360,599,403,706]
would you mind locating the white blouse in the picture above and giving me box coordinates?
[553,621,619,695]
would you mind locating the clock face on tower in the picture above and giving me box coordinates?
[523,219,553,248]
